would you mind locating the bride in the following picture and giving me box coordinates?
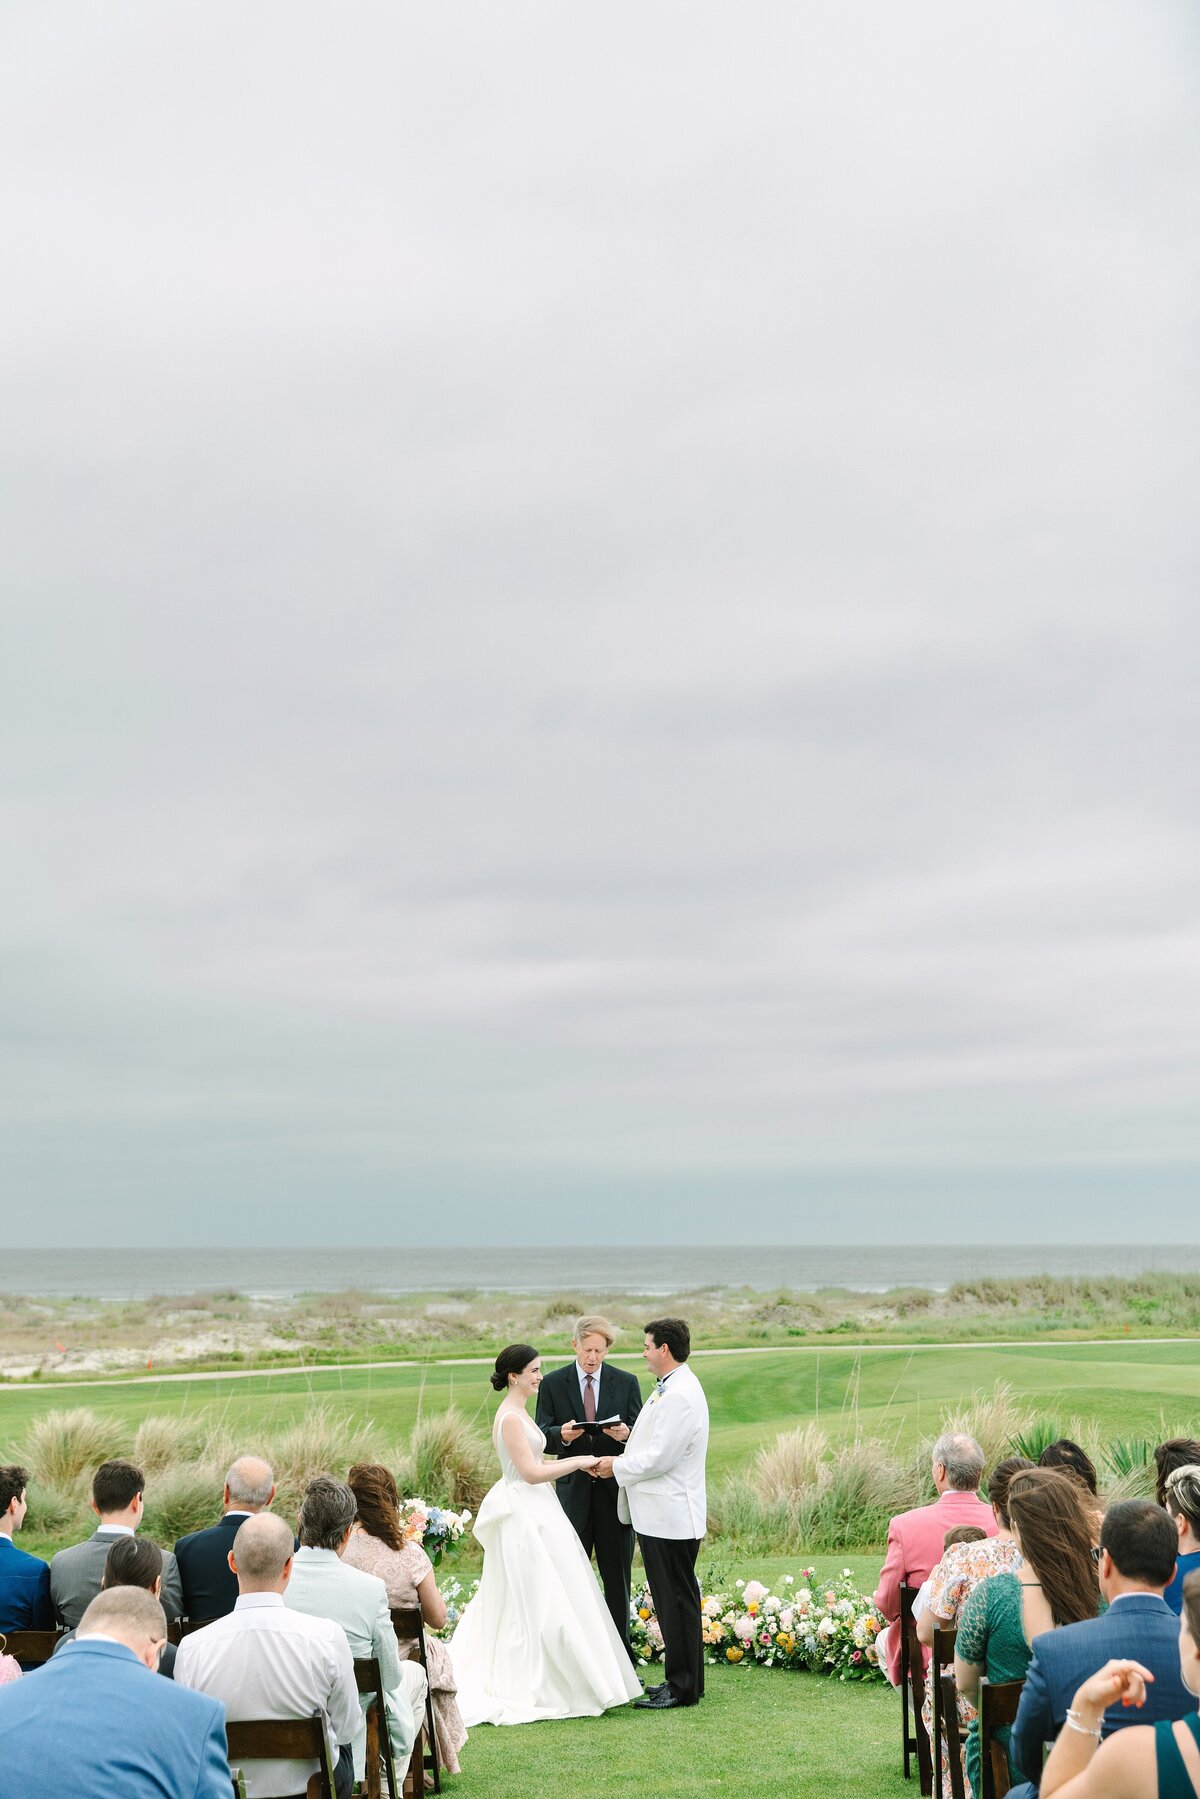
[450,1343,644,1726]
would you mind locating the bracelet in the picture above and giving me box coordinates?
[1064,1710,1102,1741]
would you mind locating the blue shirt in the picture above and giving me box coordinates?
[1164,1550,1200,1616]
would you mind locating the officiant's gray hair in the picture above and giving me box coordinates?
[573,1315,616,1346]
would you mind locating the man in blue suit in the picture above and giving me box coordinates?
[0,1585,230,1798]
[175,1453,279,1622]
[1010,1499,1197,1791]
[0,1464,54,1639]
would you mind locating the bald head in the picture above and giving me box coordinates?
[230,1511,295,1591]
[78,1587,167,1671]
[225,1455,275,1512]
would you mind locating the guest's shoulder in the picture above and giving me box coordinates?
[173,1522,218,1553]
[0,1540,47,1572]
[49,1536,94,1569]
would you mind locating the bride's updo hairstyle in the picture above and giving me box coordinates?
[491,1343,537,1391]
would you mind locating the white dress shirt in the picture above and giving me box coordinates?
[176,1591,360,1798]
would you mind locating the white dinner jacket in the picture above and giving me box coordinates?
[612,1362,709,1540]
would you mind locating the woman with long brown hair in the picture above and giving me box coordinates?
[342,1462,468,1778]
[955,1468,1101,1797]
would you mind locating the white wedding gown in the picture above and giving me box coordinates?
[449,1410,643,1726]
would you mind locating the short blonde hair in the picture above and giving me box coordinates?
[573,1314,615,1347]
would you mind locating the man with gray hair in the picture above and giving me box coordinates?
[175,1453,282,1623]
[873,1430,996,1685]
[176,1511,360,1799]
[0,1586,229,1796]
[284,1475,426,1787]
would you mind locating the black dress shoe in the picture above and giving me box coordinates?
[642,1682,666,1696]
[633,1688,683,1709]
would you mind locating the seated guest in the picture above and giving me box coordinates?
[344,1460,469,1775]
[176,1511,360,1799]
[917,1458,1034,1790]
[51,1459,183,1629]
[877,1525,987,1686]
[873,1431,997,1684]
[1164,1466,1200,1615]
[1039,1441,1104,1537]
[956,1468,1101,1799]
[0,1586,229,1797]
[1156,1439,1200,1509]
[0,1464,54,1639]
[54,1536,179,1673]
[284,1475,425,1787]
[1010,1498,1196,1792]
[1038,1569,1200,1797]
[175,1455,279,1623]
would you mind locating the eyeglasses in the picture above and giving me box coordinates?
[1091,1546,1102,1564]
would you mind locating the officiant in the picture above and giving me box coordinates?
[536,1313,644,1658]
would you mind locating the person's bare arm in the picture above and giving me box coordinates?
[1040,1664,1154,1799]
[500,1412,597,1484]
[417,1570,448,1632]
[954,1653,982,1703]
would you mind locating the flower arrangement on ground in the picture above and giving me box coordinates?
[397,1496,473,1563]
[629,1568,884,1682]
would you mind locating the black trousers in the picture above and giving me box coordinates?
[576,1499,637,1659]
[638,1532,704,1705]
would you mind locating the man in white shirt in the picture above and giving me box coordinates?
[284,1475,425,1784]
[176,1512,360,1799]
[596,1316,710,1709]
[50,1458,184,1628]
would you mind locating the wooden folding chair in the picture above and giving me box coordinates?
[930,1627,958,1799]
[353,1655,399,1799]
[0,1629,60,1666]
[224,1713,337,1799]
[390,1606,441,1793]
[179,1616,218,1636]
[979,1677,1024,1799]
[905,1603,934,1796]
[937,1667,967,1799]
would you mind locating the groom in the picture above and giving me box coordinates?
[595,1316,709,1709]
[535,1313,644,1657]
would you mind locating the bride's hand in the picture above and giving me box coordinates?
[576,1454,599,1470]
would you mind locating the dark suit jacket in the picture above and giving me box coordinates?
[173,1512,252,1621]
[0,1537,54,1633]
[1012,1592,1197,1785]
[535,1360,643,1534]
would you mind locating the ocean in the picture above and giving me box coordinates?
[2,1243,1196,1301]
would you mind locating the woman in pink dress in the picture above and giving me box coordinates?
[343,1462,468,1778]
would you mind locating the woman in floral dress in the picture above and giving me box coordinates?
[917,1457,1032,1792]
[343,1462,469,1777]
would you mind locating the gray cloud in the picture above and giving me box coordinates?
[2,2,1199,1245]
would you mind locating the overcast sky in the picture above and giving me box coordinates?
[3,2,1199,1249]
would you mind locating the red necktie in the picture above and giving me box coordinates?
[584,1374,597,1422]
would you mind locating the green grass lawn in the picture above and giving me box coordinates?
[440,1557,900,1799]
[4,1338,1197,1485]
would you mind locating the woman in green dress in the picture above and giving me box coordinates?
[955,1468,1101,1798]
[1038,1568,1200,1797]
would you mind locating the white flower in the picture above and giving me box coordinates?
[783,1575,795,1585]
[743,1580,768,1604]
[735,1579,745,1589]
[817,1616,836,1639]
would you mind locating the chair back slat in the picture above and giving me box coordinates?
[937,1667,967,1799]
[353,1655,399,1799]
[388,1606,442,1792]
[0,1630,60,1665]
[910,1597,935,1791]
[930,1627,957,1799]
[979,1677,1024,1799]
[224,1712,335,1799]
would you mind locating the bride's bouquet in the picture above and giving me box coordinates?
[397,1495,473,1563]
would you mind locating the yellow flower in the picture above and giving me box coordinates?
[638,1608,651,1620]
[746,1602,759,1616]
[726,1647,743,1663]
